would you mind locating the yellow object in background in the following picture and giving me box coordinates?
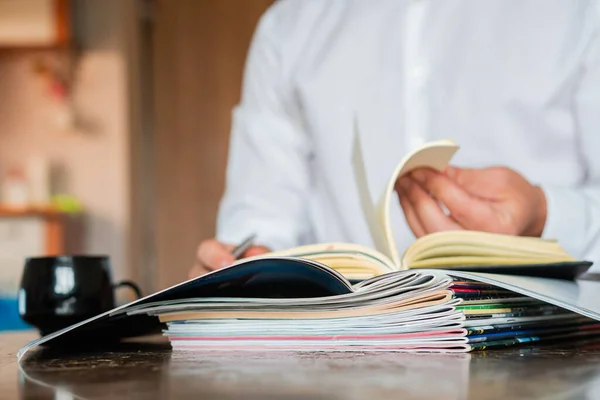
[50,194,83,214]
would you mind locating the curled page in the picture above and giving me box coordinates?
[351,118,459,267]
[351,123,389,257]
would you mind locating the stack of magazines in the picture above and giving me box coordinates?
[127,269,600,353]
[453,279,600,351]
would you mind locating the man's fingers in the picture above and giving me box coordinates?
[411,168,488,228]
[196,239,235,271]
[397,182,427,237]
[244,245,271,257]
[444,165,507,199]
[398,176,462,234]
[190,241,268,279]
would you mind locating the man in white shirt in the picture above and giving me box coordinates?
[190,0,600,277]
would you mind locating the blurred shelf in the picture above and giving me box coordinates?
[0,204,83,256]
[0,205,62,217]
[0,0,72,51]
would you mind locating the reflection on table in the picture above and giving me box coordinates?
[16,334,600,400]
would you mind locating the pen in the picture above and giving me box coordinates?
[231,234,256,259]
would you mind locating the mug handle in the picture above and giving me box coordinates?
[114,280,143,299]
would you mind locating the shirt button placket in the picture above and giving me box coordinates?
[404,1,429,152]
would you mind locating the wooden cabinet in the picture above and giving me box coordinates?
[0,0,71,48]
[150,0,274,289]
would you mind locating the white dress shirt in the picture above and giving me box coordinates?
[216,0,600,271]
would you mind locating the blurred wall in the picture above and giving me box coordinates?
[0,0,131,281]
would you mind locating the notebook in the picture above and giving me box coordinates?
[16,258,600,358]
[239,135,589,280]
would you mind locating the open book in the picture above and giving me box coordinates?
[245,138,585,280]
[16,258,600,357]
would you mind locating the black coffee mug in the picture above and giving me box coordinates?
[18,255,142,336]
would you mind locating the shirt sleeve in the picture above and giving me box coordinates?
[541,4,600,270]
[215,6,313,251]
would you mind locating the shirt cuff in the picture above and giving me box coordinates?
[539,184,587,258]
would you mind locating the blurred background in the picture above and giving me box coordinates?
[0,0,274,330]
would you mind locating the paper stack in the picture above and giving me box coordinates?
[128,270,600,353]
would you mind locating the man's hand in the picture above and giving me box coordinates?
[188,238,270,279]
[395,166,547,238]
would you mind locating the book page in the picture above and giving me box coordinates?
[378,140,459,267]
[351,126,390,256]
[351,121,459,268]
[237,241,397,276]
[378,141,459,267]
